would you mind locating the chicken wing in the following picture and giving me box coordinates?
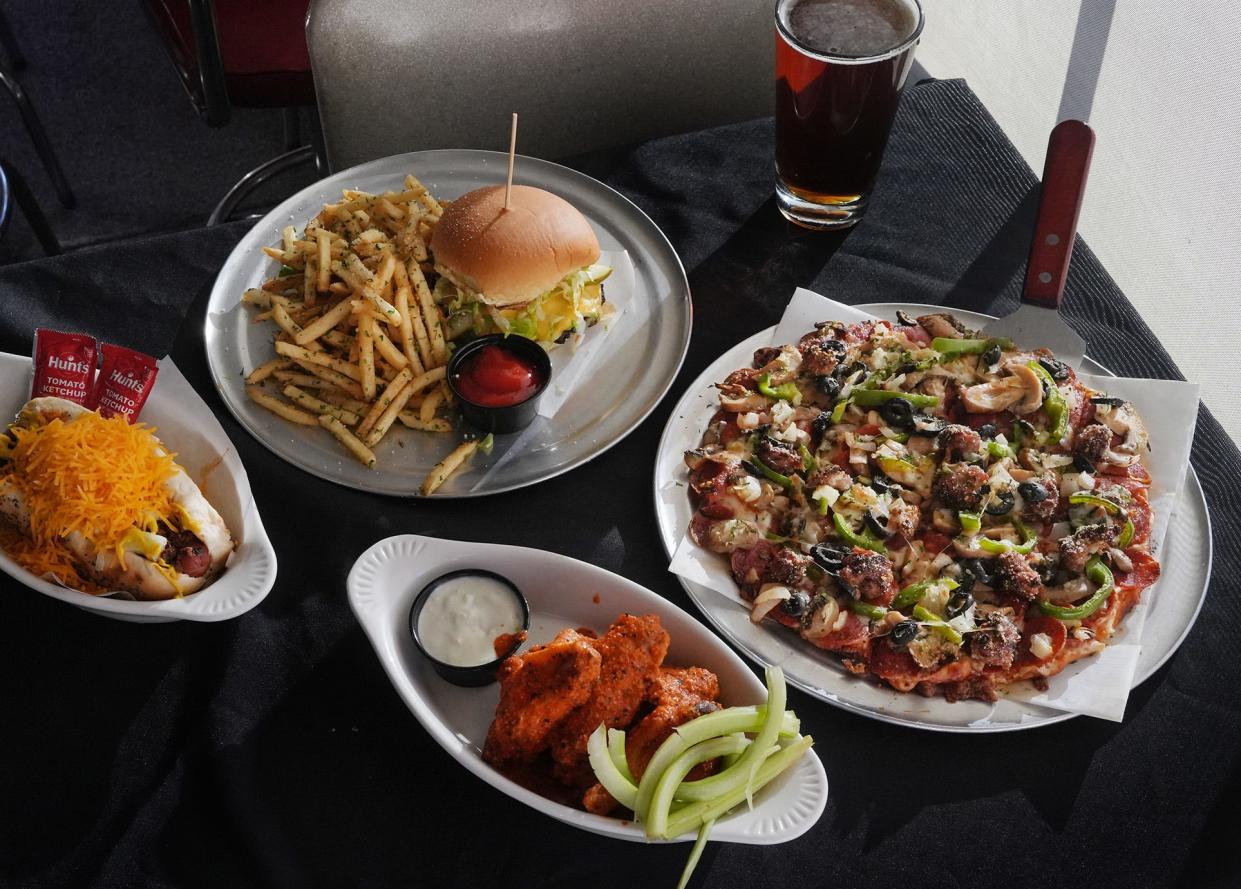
[581,666,722,814]
[548,614,670,785]
[483,628,601,766]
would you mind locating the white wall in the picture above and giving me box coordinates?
[916,0,1240,440]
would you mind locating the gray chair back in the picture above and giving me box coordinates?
[306,0,774,170]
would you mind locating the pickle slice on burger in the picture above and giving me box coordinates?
[430,185,612,347]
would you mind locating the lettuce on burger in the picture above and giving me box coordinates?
[430,185,612,347]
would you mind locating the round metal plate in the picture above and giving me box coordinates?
[654,302,1211,731]
[205,150,691,497]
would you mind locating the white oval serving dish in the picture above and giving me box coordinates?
[0,352,278,623]
[347,533,828,844]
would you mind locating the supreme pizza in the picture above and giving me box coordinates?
[685,312,1159,702]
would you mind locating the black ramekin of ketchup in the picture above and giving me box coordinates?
[447,334,552,434]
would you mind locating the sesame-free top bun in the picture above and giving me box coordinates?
[431,185,600,308]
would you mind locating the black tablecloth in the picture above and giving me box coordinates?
[1,79,1238,889]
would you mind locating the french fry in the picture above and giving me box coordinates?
[408,260,447,365]
[245,358,291,385]
[420,441,477,496]
[392,272,426,375]
[272,302,322,351]
[315,390,371,414]
[420,386,444,425]
[372,322,409,370]
[315,228,332,292]
[272,370,325,388]
[318,415,375,468]
[355,367,415,438]
[276,341,363,381]
[397,411,452,432]
[293,297,354,346]
[358,312,377,401]
[292,359,366,399]
[247,386,318,426]
[303,255,317,308]
[242,288,273,309]
[283,384,361,425]
[363,376,421,448]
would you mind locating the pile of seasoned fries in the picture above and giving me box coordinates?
[242,173,480,495]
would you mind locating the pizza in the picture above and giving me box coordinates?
[685,312,1160,702]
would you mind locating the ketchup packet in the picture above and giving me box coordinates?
[91,344,159,422]
[31,328,98,405]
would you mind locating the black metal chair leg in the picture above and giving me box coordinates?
[0,7,25,71]
[0,66,75,208]
[4,162,61,255]
[207,144,316,226]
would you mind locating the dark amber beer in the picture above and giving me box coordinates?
[775,0,923,229]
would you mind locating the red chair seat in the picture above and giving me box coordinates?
[145,0,314,108]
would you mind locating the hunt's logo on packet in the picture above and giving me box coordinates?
[31,329,98,405]
[90,344,159,422]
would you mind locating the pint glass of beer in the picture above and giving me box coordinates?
[775,0,924,229]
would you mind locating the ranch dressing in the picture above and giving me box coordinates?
[417,574,525,666]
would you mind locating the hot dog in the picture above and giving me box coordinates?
[0,397,234,599]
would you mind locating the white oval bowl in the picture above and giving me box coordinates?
[346,533,828,844]
[0,352,278,623]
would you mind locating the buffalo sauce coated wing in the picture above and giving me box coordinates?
[624,667,722,778]
[483,628,602,765]
[581,666,722,816]
[548,614,671,785]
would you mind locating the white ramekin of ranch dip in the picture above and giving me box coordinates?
[409,570,530,686]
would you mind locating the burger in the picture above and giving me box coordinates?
[430,185,612,347]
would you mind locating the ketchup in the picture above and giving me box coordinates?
[452,344,543,407]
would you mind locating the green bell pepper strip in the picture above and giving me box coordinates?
[930,336,1014,356]
[1039,555,1115,620]
[1012,420,1035,448]
[850,389,940,409]
[1068,492,1133,545]
[977,517,1038,555]
[1068,492,1124,514]
[1028,360,1068,443]
[886,432,912,444]
[757,373,801,403]
[764,532,789,543]
[830,400,849,424]
[893,576,959,610]
[958,511,982,536]
[912,605,964,644]
[876,455,918,476]
[752,457,794,490]
[985,440,1015,460]
[832,513,886,553]
[848,600,888,621]
[816,493,830,516]
[799,444,817,473]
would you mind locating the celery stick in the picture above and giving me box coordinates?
[606,728,635,784]
[646,735,751,838]
[587,724,637,810]
[676,819,715,889]
[632,703,795,823]
[661,735,814,840]
[661,668,787,807]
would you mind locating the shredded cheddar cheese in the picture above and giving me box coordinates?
[0,411,179,592]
